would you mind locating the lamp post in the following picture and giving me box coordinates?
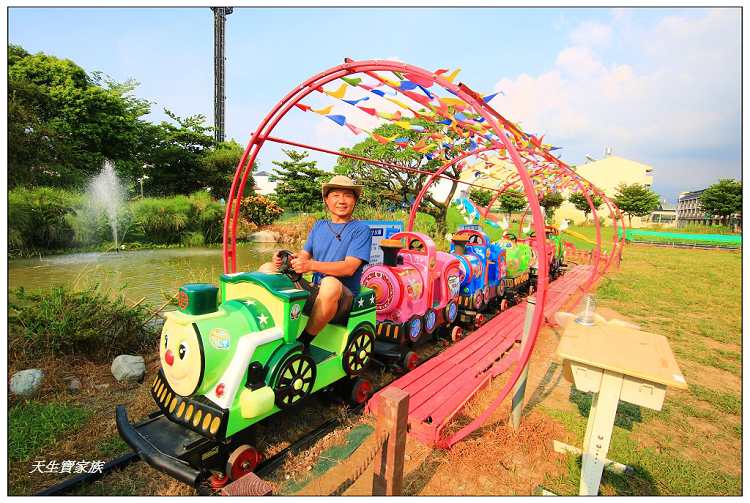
[138,174,150,199]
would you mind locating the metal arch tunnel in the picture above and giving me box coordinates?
[221,59,617,449]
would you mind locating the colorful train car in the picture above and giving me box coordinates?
[361,231,462,369]
[449,229,506,328]
[117,263,376,487]
[495,231,534,308]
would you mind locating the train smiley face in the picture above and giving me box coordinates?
[160,322,204,396]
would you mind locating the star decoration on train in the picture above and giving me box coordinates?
[257,313,268,326]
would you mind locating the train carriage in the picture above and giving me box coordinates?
[117,259,376,487]
[361,231,462,369]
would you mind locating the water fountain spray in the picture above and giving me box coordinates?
[89,160,125,252]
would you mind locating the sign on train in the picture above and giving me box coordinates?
[362,220,403,267]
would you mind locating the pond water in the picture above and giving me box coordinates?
[8,243,283,307]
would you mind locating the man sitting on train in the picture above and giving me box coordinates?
[259,175,372,347]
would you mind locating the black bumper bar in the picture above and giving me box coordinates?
[115,405,202,486]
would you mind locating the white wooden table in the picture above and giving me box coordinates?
[556,317,687,495]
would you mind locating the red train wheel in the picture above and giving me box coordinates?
[208,472,230,489]
[226,445,263,481]
[451,326,464,343]
[402,351,419,371]
[351,377,373,404]
[475,313,486,329]
[500,299,509,312]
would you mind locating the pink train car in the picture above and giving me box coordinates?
[361,231,462,369]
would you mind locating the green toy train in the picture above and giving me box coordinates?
[116,255,376,487]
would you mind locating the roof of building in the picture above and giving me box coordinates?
[579,155,654,173]
[678,189,705,200]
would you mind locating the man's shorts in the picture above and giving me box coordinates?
[300,280,355,325]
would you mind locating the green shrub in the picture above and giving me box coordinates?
[130,195,192,244]
[9,187,82,252]
[189,191,225,244]
[9,401,91,461]
[8,285,156,364]
[181,231,205,247]
[240,194,284,226]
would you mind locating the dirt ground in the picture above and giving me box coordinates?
[291,309,591,496]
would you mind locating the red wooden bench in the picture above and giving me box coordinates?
[367,265,595,446]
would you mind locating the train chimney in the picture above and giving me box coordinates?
[379,239,403,267]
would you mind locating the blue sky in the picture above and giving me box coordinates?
[9,7,741,201]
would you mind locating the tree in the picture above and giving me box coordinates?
[199,140,249,199]
[139,110,217,196]
[497,189,527,220]
[8,44,151,189]
[613,183,660,227]
[270,149,327,212]
[335,119,464,237]
[699,179,742,225]
[539,191,565,222]
[568,191,603,222]
[468,188,493,208]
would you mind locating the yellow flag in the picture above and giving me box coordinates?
[445,68,461,83]
[312,105,333,115]
[386,97,413,111]
[394,120,412,130]
[440,97,468,109]
[324,83,348,100]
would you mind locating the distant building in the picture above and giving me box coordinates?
[647,199,677,226]
[557,153,655,228]
[253,171,278,196]
[676,188,740,228]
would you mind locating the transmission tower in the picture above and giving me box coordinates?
[211,7,233,144]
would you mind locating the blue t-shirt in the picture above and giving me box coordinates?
[303,219,372,294]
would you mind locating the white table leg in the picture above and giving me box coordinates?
[579,370,624,495]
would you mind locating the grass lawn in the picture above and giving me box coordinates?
[541,244,741,495]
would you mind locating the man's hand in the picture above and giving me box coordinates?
[272,250,286,269]
[290,255,314,274]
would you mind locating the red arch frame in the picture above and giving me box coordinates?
[221,59,616,448]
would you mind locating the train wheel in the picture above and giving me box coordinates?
[474,313,486,329]
[529,284,536,295]
[402,351,419,371]
[473,290,484,310]
[451,326,464,343]
[343,328,374,376]
[208,472,230,489]
[406,316,423,343]
[444,301,458,324]
[500,298,509,312]
[423,309,438,335]
[350,377,373,404]
[226,445,263,481]
[274,353,316,409]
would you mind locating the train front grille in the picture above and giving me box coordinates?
[376,321,401,342]
[151,370,229,442]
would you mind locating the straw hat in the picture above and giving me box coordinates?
[322,175,363,199]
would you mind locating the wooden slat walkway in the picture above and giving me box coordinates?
[366,265,594,446]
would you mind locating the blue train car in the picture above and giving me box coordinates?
[449,228,507,329]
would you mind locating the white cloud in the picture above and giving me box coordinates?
[569,21,612,47]
[489,8,740,198]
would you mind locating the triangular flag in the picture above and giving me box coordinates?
[326,115,347,126]
[357,106,377,116]
[341,76,362,86]
[324,83,348,99]
[312,105,333,115]
[295,103,311,112]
